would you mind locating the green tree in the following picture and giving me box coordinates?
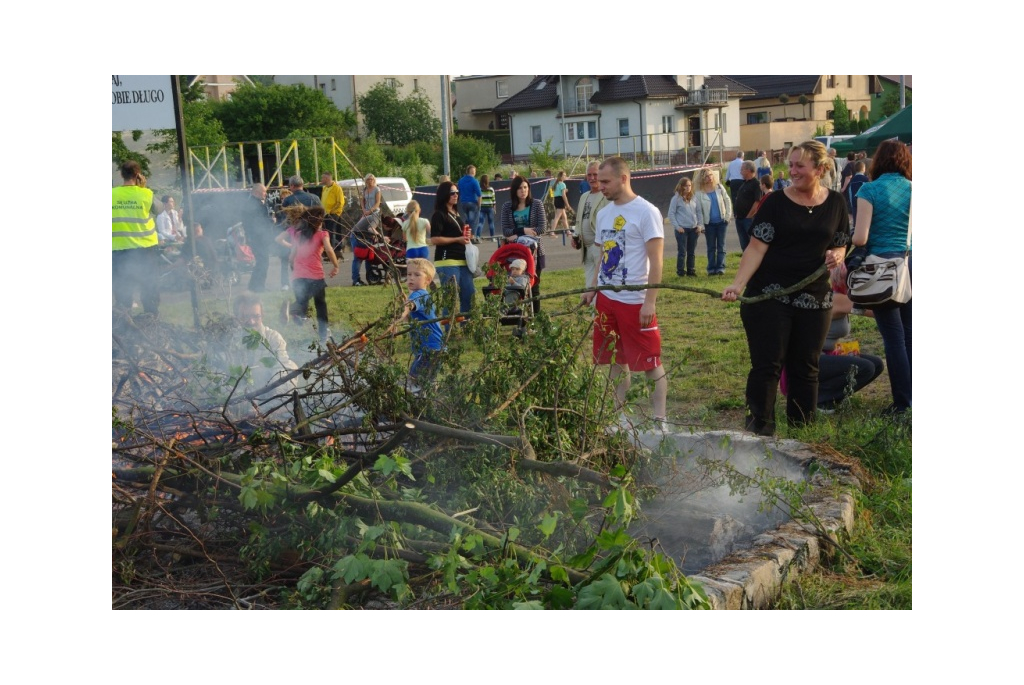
[831,95,853,135]
[879,88,911,119]
[358,81,441,146]
[798,94,809,120]
[147,77,227,164]
[214,82,355,141]
[778,93,790,119]
[112,130,151,177]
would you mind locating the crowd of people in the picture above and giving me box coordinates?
[114,139,910,430]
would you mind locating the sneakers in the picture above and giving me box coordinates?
[281,284,290,291]
[352,280,367,287]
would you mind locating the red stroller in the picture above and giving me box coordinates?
[483,240,537,332]
[353,216,406,285]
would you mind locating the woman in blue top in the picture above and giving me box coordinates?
[852,139,912,415]
[550,171,571,234]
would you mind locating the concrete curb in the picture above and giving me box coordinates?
[650,430,859,610]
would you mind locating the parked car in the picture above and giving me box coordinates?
[814,135,856,150]
[339,177,413,216]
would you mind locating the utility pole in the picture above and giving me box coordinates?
[171,75,200,329]
[440,75,451,178]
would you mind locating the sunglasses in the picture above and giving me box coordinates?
[450,190,459,195]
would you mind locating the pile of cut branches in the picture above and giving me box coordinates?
[111,299,709,610]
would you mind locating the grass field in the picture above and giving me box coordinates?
[157,252,911,609]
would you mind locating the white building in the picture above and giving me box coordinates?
[494,76,752,164]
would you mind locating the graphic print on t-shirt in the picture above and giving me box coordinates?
[599,214,628,285]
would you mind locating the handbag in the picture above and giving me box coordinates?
[464,240,481,277]
[846,253,911,309]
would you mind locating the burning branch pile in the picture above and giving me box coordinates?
[112,304,709,610]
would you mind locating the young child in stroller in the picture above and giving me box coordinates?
[484,239,537,332]
[505,259,530,305]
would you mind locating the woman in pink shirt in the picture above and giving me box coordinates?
[276,206,339,344]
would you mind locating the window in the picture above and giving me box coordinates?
[826,110,835,120]
[847,75,852,88]
[827,75,836,88]
[714,113,727,131]
[384,78,397,89]
[661,115,673,133]
[330,78,336,91]
[575,77,594,112]
[496,80,509,98]
[686,76,695,91]
[413,78,419,90]
[747,112,768,124]
[531,125,542,144]
[618,118,629,137]
[498,113,509,130]
[566,121,597,141]
[319,83,326,93]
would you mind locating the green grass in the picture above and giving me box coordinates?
[159,252,911,610]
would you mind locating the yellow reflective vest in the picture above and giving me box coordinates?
[112,185,157,250]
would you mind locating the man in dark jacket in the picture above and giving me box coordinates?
[243,183,275,292]
[732,161,763,252]
[281,175,322,209]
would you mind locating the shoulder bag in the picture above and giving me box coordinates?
[846,218,912,309]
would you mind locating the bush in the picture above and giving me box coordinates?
[449,134,501,178]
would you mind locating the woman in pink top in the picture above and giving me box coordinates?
[276,206,338,343]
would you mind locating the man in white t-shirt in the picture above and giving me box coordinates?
[581,156,668,428]
[726,151,745,203]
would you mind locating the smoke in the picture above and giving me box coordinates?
[630,430,808,574]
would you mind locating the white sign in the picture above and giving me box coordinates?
[112,75,175,131]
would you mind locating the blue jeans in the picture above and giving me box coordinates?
[705,221,728,273]
[476,207,495,237]
[735,217,752,252]
[673,227,699,275]
[435,265,476,319]
[459,203,479,236]
[872,253,912,410]
[349,232,364,283]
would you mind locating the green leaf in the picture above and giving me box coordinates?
[318,469,337,483]
[577,574,632,610]
[374,455,396,476]
[239,487,257,510]
[512,600,545,610]
[507,527,520,542]
[538,513,558,538]
[545,585,575,609]
[549,565,570,585]
[369,559,408,593]
[333,554,371,584]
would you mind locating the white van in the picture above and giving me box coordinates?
[814,135,856,150]
[339,177,413,216]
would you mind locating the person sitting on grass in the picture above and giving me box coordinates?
[389,258,444,385]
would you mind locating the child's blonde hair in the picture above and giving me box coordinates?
[403,200,424,244]
[405,257,435,281]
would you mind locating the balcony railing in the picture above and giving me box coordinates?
[560,99,600,116]
[676,88,729,107]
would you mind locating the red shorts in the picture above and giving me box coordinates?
[592,293,662,371]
